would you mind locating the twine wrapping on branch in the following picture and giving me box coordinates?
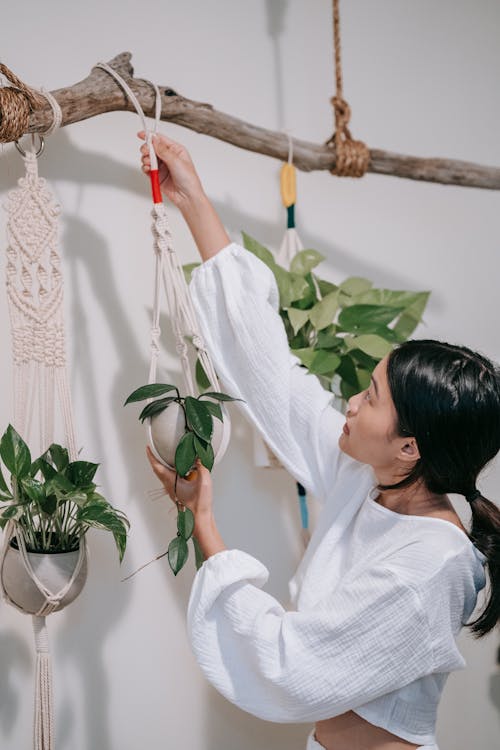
[326,0,370,177]
[0,63,45,143]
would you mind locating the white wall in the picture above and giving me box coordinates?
[0,1,499,749]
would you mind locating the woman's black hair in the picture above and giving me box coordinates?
[380,339,500,637]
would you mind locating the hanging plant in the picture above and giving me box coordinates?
[124,383,243,574]
[0,425,129,562]
[184,235,430,401]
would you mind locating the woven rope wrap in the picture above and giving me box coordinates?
[326,0,370,178]
[0,63,45,142]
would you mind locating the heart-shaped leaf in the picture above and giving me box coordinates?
[168,536,189,575]
[0,425,31,479]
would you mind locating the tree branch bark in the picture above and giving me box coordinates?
[11,52,500,190]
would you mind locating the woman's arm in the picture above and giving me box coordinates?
[140,133,346,503]
[139,132,229,260]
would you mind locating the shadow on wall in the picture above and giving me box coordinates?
[0,629,31,739]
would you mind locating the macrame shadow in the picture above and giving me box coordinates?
[0,628,31,737]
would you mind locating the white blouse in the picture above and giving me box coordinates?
[187,242,487,746]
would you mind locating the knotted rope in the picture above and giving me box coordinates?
[1,117,82,750]
[0,63,45,142]
[326,0,370,177]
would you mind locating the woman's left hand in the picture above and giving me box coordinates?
[146,447,218,542]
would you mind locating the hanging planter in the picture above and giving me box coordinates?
[2,542,87,615]
[0,424,129,613]
[125,384,241,576]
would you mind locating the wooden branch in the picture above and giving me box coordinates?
[11,52,500,190]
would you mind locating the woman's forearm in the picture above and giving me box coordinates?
[194,513,227,559]
[180,192,231,262]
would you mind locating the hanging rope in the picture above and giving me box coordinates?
[326,0,370,178]
[95,62,230,466]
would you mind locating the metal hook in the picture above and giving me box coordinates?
[15,133,45,158]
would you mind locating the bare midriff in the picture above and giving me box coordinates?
[314,711,422,750]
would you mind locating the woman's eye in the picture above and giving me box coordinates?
[363,389,371,401]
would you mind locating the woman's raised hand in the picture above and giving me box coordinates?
[138,131,204,209]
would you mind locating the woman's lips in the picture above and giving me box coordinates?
[343,422,350,435]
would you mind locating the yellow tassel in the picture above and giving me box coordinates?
[280,163,296,207]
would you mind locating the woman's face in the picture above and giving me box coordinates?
[338,355,419,476]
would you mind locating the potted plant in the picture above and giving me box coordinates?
[184,234,430,402]
[0,424,129,614]
[125,384,242,575]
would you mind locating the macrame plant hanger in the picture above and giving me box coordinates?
[94,63,231,463]
[0,66,85,750]
[251,134,313,548]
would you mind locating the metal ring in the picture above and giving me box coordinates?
[14,133,45,158]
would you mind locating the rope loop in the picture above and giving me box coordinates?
[0,63,45,143]
[326,0,370,178]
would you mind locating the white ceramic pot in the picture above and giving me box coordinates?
[1,542,88,615]
[148,400,231,471]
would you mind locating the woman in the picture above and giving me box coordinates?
[139,132,500,750]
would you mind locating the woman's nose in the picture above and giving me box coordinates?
[347,391,363,416]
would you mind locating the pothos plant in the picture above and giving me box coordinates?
[0,425,129,562]
[125,383,243,575]
[184,233,430,402]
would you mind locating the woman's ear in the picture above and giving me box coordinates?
[399,438,421,464]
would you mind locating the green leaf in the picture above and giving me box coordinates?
[193,435,214,471]
[291,347,316,369]
[195,358,211,391]
[290,249,325,276]
[20,477,45,505]
[182,262,201,285]
[317,279,338,297]
[339,277,373,296]
[45,473,75,495]
[45,444,69,472]
[392,292,430,340]
[192,536,205,570]
[39,494,57,516]
[201,392,244,403]
[340,379,359,401]
[124,383,178,405]
[199,400,223,422]
[307,350,342,376]
[66,461,99,487]
[316,327,342,350]
[353,289,423,308]
[356,367,372,390]
[0,425,31,478]
[309,290,340,330]
[185,397,213,442]
[168,535,189,575]
[337,354,360,389]
[0,465,10,494]
[177,506,195,540]
[338,305,403,333]
[0,504,23,521]
[345,334,393,359]
[274,266,310,308]
[139,397,177,423]
[30,458,57,481]
[241,232,276,269]
[175,432,197,477]
[287,307,310,335]
[289,273,318,309]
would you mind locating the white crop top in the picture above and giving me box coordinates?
[186,242,487,746]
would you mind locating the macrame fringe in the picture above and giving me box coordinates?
[33,616,54,750]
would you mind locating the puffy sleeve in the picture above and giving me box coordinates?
[187,548,442,723]
[189,242,345,502]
